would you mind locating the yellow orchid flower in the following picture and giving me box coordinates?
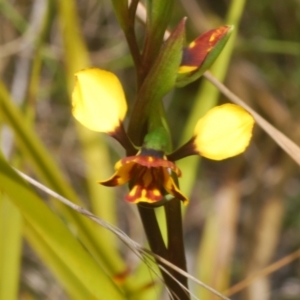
[72,68,254,205]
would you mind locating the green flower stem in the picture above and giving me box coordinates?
[165,199,190,300]
[143,101,172,153]
[128,19,185,146]
[0,194,22,300]
[138,203,190,300]
[139,0,174,86]
[112,0,141,75]
[137,204,176,295]
[137,205,168,257]
[124,0,142,72]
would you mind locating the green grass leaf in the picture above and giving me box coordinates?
[0,194,22,300]
[0,152,126,300]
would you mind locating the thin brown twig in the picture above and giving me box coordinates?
[124,0,142,70]
[224,249,300,296]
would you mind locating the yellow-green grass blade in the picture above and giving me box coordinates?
[24,222,93,300]
[130,257,163,300]
[0,194,22,300]
[0,0,28,33]
[0,151,126,300]
[0,81,78,203]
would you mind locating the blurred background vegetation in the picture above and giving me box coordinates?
[1,0,300,299]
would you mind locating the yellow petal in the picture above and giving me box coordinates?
[162,169,189,205]
[72,68,127,133]
[99,161,135,187]
[194,104,254,160]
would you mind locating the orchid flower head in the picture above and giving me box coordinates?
[72,68,254,205]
